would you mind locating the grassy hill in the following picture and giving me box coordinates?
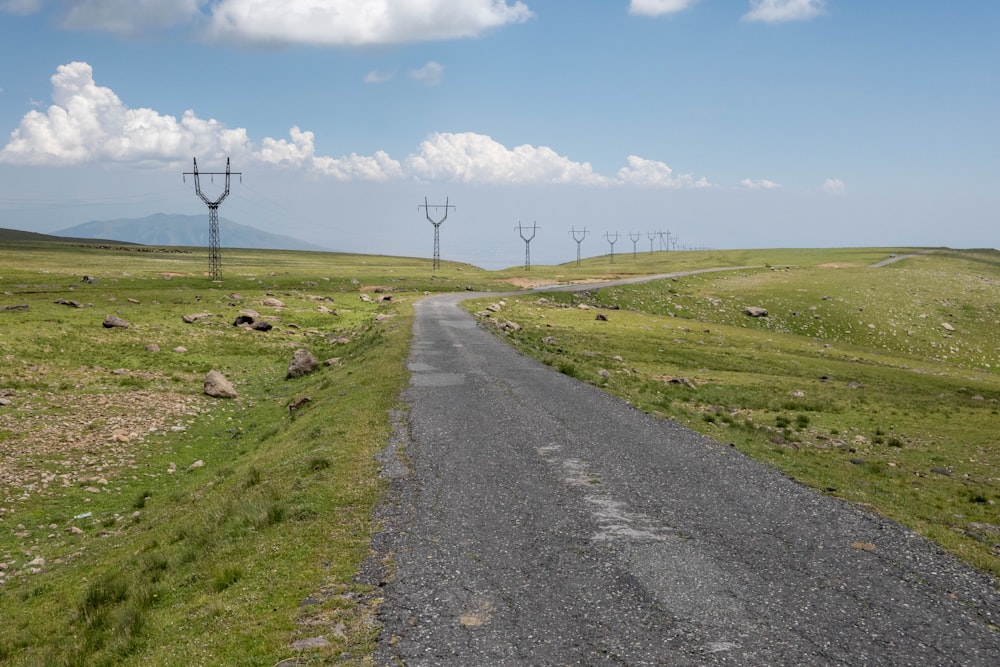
[0,242,996,665]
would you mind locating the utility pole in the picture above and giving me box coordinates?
[605,231,620,265]
[647,230,657,254]
[516,221,539,271]
[183,157,240,280]
[628,231,640,259]
[569,227,588,267]
[418,196,454,271]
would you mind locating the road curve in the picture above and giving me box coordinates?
[362,286,1000,666]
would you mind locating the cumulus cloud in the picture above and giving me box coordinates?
[616,155,710,188]
[406,132,606,185]
[1,63,711,190]
[742,0,826,23]
[822,178,845,194]
[0,62,250,166]
[206,0,534,47]
[410,61,444,86]
[741,178,781,189]
[628,0,696,17]
[59,0,202,34]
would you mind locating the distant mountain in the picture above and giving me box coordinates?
[56,214,328,251]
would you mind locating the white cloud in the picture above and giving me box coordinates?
[822,178,845,194]
[59,0,202,34]
[741,178,781,189]
[206,0,534,47]
[364,70,395,84]
[616,155,710,188]
[742,0,826,23]
[0,0,44,14]
[410,61,444,86]
[1,63,711,190]
[405,132,606,185]
[0,61,250,166]
[628,0,696,17]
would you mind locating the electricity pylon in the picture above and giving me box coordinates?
[183,157,240,280]
[516,221,539,271]
[628,231,640,259]
[605,231,620,265]
[569,227,588,267]
[418,197,454,271]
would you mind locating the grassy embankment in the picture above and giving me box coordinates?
[0,239,509,666]
[469,247,1000,580]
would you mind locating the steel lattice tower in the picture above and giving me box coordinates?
[418,197,454,271]
[184,157,240,280]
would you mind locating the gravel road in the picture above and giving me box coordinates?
[362,288,1000,666]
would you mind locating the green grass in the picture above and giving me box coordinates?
[1,240,997,665]
[468,248,1000,579]
[0,241,427,665]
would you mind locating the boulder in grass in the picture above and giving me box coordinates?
[103,315,130,328]
[204,370,237,398]
[743,306,768,318]
[287,349,319,379]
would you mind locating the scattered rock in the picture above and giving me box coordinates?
[204,370,238,398]
[323,357,342,366]
[233,314,255,326]
[941,322,956,331]
[790,390,806,398]
[81,275,98,284]
[542,336,557,345]
[577,303,591,310]
[851,542,877,552]
[262,298,285,308]
[930,467,952,477]
[187,460,205,471]
[127,298,140,304]
[251,321,273,331]
[287,349,319,379]
[289,397,311,414]
[595,312,608,321]
[173,346,188,353]
[102,315,130,329]
[70,526,85,535]
[0,304,29,311]
[291,636,330,650]
[55,298,86,308]
[182,312,212,323]
[499,320,522,332]
[743,306,768,317]
[145,343,160,352]
[598,369,611,378]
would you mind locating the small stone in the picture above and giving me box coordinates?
[102,315,130,329]
[595,312,608,321]
[173,346,187,353]
[287,349,319,379]
[187,460,205,471]
[743,306,768,317]
[941,322,955,331]
[70,526,85,535]
[262,298,285,308]
[291,636,330,650]
[145,343,160,352]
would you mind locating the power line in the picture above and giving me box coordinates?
[417,196,454,271]
[515,221,539,271]
[183,157,240,280]
[569,227,588,267]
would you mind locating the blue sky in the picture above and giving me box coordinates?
[0,1,997,269]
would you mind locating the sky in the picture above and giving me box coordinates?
[0,1,997,269]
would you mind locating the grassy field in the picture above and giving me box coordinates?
[468,247,1000,579]
[1,238,997,665]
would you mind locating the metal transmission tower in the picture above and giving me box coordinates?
[628,231,641,259]
[516,221,539,271]
[658,229,671,251]
[418,196,454,271]
[647,230,657,253]
[183,157,240,280]
[605,231,620,264]
[569,227,588,267]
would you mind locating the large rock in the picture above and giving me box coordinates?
[103,314,130,328]
[743,306,768,318]
[287,349,319,379]
[204,370,237,398]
